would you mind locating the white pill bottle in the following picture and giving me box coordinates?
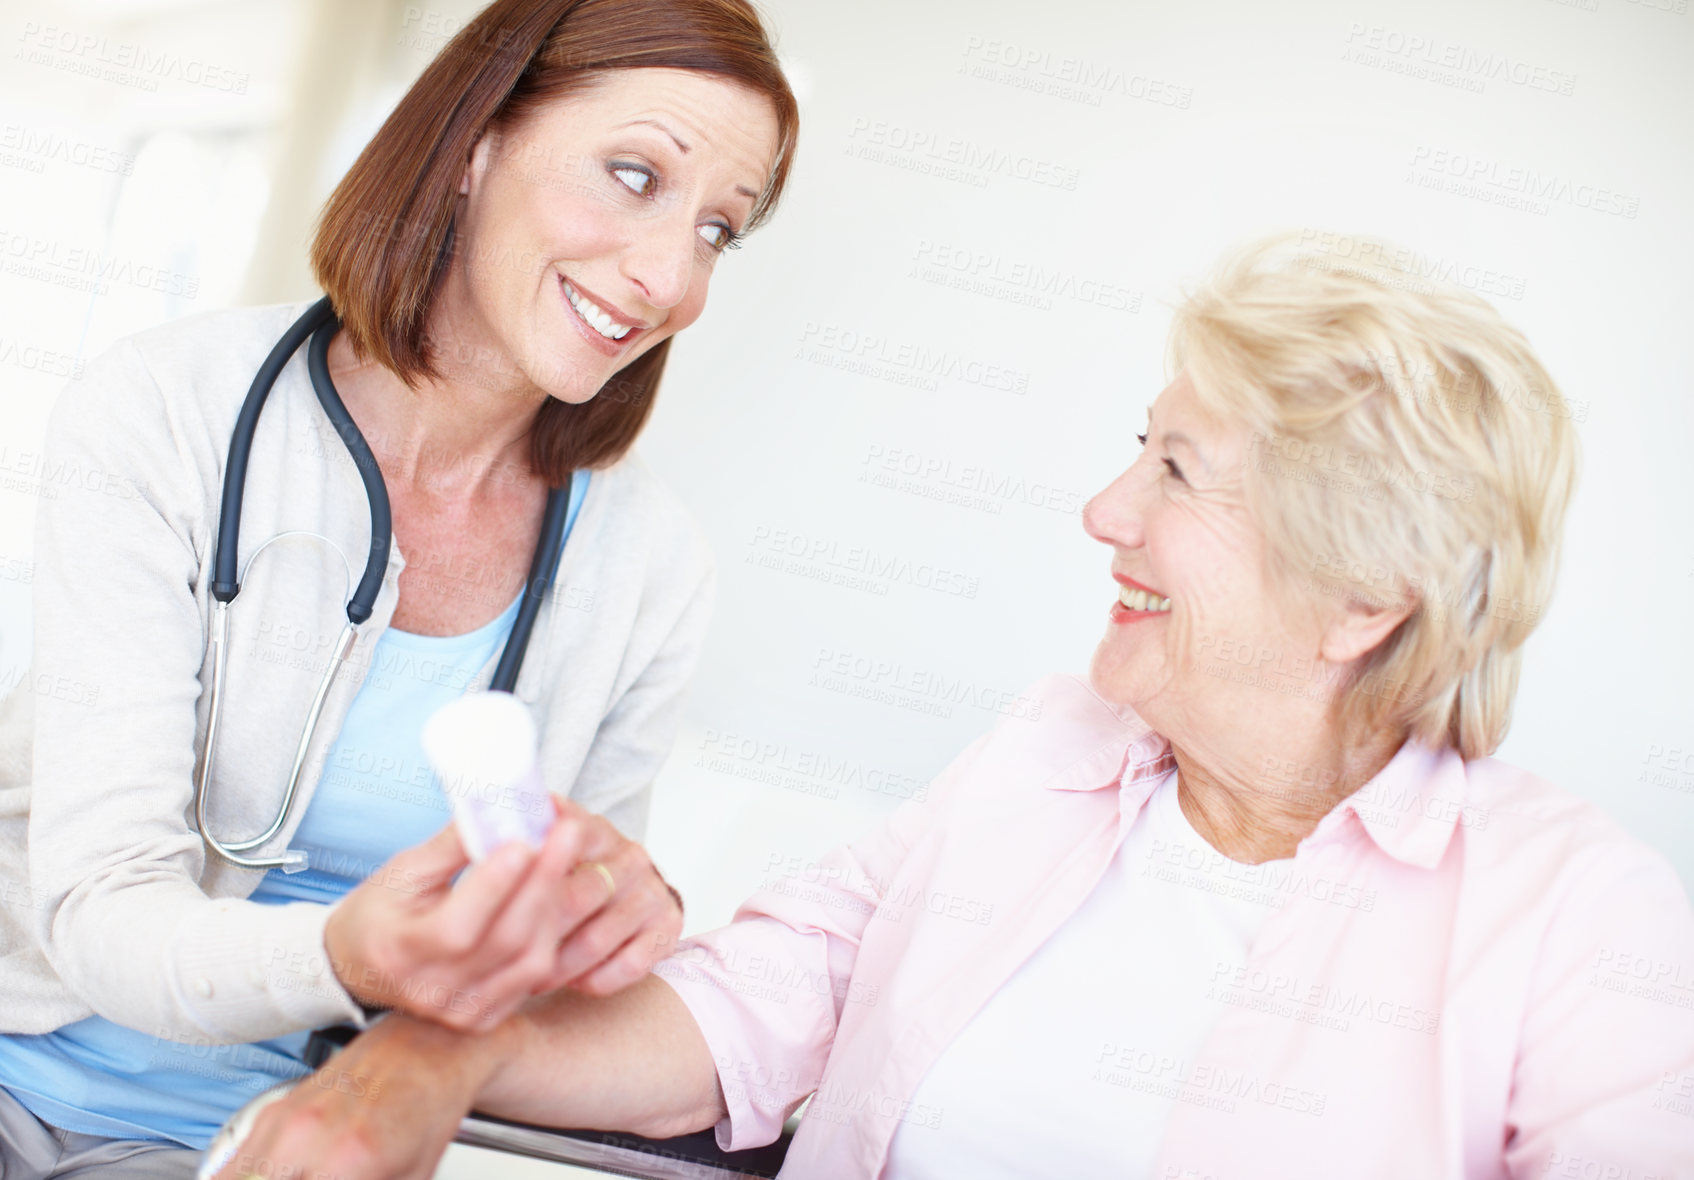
[420,690,554,861]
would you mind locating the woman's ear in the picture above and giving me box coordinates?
[1320,588,1416,665]
[459,131,493,197]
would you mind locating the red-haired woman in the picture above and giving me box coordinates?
[0,1,797,1173]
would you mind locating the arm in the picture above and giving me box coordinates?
[1502,843,1694,1176]
[219,730,999,1178]
[212,968,725,1180]
[640,730,994,1151]
[24,337,369,1041]
[480,975,724,1135]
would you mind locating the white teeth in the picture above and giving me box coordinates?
[1117,585,1171,612]
[564,280,633,341]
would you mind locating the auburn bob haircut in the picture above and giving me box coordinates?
[310,0,799,485]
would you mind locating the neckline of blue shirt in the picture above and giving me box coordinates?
[371,468,589,655]
[377,588,524,652]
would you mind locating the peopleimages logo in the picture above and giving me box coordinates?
[958,35,1195,110]
[0,124,134,175]
[1248,431,1477,503]
[1340,23,1577,96]
[746,525,981,600]
[660,944,882,1008]
[1092,1042,1327,1117]
[0,445,150,503]
[1296,229,1530,300]
[1207,961,1442,1035]
[0,229,200,298]
[696,728,930,802]
[909,239,1139,313]
[858,444,1086,518]
[0,335,84,380]
[809,647,1045,722]
[1405,146,1639,220]
[16,21,251,93]
[844,117,1080,191]
[796,321,1030,396]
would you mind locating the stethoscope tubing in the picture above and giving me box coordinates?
[195,298,573,872]
[493,476,570,693]
[212,297,338,604]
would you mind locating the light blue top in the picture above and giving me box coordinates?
[0,472,587,1149]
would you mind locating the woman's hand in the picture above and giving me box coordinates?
[323,801,683,1031]
[209,1016,504,1180]
[542,795,686,996]
[324,819,578,1030]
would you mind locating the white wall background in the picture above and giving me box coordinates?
[2,0,1691,956]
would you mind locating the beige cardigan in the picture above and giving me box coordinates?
[0,300,715,1044]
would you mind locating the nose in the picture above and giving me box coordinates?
[1081,462,1149,550]
[619,211,695,312]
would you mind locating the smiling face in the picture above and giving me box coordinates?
[447,67,780,403]
[1082,372,1330,745]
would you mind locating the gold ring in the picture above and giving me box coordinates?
[582,860,616,897]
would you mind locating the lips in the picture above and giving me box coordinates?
[1113,572,1164,596]
[557,274,647,355]
[1109,571,1172,621]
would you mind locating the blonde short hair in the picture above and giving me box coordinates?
[1169,232,1580,759]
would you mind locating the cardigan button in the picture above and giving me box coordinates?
[194,977,214,999]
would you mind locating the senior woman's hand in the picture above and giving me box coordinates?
[322,797,683,1031]
[208,1016,504,1180]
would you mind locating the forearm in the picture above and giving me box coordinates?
[475,974,725,1138]
[378,974,724,1140]
[35,882,362,1041]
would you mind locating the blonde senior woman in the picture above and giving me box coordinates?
[214,238,1694,1180]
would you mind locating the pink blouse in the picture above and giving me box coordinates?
[653,675,1694,1178]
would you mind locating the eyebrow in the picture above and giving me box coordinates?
[626,117,691,153]
[1146,407,1213,476]
[621,118,761,202]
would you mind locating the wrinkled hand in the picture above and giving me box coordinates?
[209,1018,492,1180]
[323,800,683,1031]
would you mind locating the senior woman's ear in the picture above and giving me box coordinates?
[1317,589,1417,666]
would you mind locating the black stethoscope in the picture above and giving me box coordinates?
[194,296,584,873]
